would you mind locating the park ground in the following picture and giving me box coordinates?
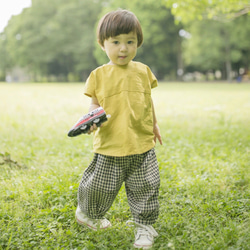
[0,82,249,249]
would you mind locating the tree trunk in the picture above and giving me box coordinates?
[222,28,232,83]
[225,45,232,82]
[176,36,184,81]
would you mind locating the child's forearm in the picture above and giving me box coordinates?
[151,98,157,126]
[89,103,100,112]
[89,97,100,112]
[151,98,162,145]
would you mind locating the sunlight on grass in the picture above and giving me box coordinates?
[0,82,249,249]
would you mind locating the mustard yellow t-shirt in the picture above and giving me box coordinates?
[84,61,158,156]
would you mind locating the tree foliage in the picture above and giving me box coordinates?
[0,0,249,82]
[164,0,250,23]
[1,0,102,81]
[182,14,250,80]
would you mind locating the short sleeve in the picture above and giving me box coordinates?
[84,71,96,97]
[146,66,158,89]
[151,78,158,89]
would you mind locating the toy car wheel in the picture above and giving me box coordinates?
[80,124,88,130]
[93,118,100,124]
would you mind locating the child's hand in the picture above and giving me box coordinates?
[153,124,162,145]
[87,114,110,135]
[87,124,102,134]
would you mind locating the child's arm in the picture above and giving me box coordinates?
[87,96,101,134]
[151,98,162,145]
[89,96,100,112]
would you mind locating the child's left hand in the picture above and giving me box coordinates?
[153,124,162,145]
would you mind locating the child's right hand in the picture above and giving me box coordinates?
[87,123,103,134]
[87,114,110,134]
[87,124,97,134]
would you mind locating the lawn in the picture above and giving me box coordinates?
[0,82,249,249]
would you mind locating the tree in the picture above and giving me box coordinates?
[162,0,250,81]
[164,0,250,23]
[0,0,103,81]
[2,0,248,82]
[183,14,250,81]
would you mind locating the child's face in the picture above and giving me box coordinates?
[101,32,138,66]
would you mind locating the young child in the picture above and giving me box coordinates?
[76,9,162,249]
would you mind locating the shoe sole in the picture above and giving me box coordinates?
[134,243,152,249]
[76,216,111,231]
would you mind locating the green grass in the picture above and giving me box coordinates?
[0,82,249,249]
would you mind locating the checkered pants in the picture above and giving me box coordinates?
[77,148,160,225]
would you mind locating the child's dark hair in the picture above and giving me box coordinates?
[97,10,143,48]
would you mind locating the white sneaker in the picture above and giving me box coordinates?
[75,206,111,231]
[127,221,158,249]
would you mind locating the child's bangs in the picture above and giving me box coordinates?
[98,10,143,47]
[109,15,137,37]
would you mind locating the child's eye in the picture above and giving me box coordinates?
[128,41,134,44]
[113,41,119,45]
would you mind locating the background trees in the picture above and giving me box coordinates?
[164,0,250,81]
[0,0,249,82]
[183,15,250,81]
[1,0,102,81]
[164,0,250,23]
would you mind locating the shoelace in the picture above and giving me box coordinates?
[126,220,158,237]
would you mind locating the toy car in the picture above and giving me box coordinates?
[68,107,108,137]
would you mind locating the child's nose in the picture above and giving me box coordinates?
[120,44,128,51]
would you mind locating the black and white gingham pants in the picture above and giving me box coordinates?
[78,148,160,225]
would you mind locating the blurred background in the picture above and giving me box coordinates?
[0,0,249,83]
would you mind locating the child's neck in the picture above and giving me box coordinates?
[107,61,131,66]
